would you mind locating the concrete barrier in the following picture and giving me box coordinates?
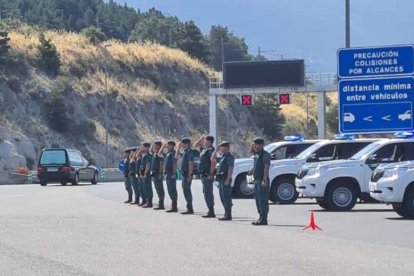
[0,169,124,185]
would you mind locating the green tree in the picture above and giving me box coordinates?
[208,25,251,71]
[326,103,339,134]
[129,8,182,47]
[82,26,106,44]
[251,96,285,140]
[0,27,10,61]
[177,20,208,62]
[44,90,71,133]
[37,33,61,75]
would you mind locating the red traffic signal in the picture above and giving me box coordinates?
[241,95,253,106]
[279,94,291,104]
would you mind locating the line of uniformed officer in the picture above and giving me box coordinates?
[122,136,270,226]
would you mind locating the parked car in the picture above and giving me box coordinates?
[37,148,99,186]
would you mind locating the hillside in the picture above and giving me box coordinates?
[0,22,336,170]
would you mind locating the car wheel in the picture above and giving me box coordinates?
[91,172,98,185]
[270,176,298,204]
[325,182,357,211]
[317,199,329,210]
[392,204,408,218]
[72,173,79,185]
[40,181,47,186]
[61,182,67,186]
[233,173,253,198]
[401,188,414,219]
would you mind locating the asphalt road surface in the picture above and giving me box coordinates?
[1,180,414,276]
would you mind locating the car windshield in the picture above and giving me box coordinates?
[264,144,278,154]
[294,143,322,159]
[40,150,66,165]
[349,142,381,160]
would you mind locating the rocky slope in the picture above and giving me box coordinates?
[0,24,330,170]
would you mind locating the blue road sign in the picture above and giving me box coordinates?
[118,160,125,173]
[339,77,414,133]
[338,45,414,79]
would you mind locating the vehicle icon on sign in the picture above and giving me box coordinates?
[343,113,355,123]
[398,110,411,121]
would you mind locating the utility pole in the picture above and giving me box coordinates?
[221,37,225,70]
[103,44,111,168]
[346,0,351,48]
[258,46,261,57]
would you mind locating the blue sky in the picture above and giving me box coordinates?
[118,0,414,73]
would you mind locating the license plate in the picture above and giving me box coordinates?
[48,168,59,172]
[369,185,376,192]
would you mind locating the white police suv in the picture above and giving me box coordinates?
[296,132,414,211]
[370,161,414,219]
[268,134,376,204]
[231,135,319,198]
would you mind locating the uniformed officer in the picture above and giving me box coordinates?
[251,137,271,226]
[140,143,153,208]
[136,149,146,206]
[194,135,216,218]
[159,141,178,212]
[151,141,165,210]
[129,147,140,205]
[212,141,235,221]
[176,137,195,215]
[123,148,133,203]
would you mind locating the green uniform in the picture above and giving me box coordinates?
[124,158,132,201]
[180,148,194,211]
[216,153,235,212]
[199,146,215,209]
[129,159,140,203]
[151,153,164,207]
[253,150,271,217]
[141,153,152,203]
[165,150,178,201]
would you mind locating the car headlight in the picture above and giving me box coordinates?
[383,167,408,179]
[307,166,328,177]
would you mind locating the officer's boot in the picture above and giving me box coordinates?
[202,208,216,218]
[124,196,132,204]
[219,209,232,221]
[131,197,139,205]
[142,200,153,208]
[252,215,262,225]
[154,200,165,210]
[253,215,268,226]
[138,198,146,206]
[166,200,178,213]
[181,203,194,215]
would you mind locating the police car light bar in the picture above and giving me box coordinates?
[284,134,304,142]
[394,131,414,139]
[334,133,354,140]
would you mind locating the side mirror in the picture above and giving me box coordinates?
[270,153,276,160]
[308,153,319,162]
[366,154,378,164]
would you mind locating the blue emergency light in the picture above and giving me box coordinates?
[334,133,354,140]
[394,131,414,139]
[284,134,304,142]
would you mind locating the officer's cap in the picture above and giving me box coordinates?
[206,135,215,143]
[218,141,230,148]
[143,142,151,148]
[253,137,265,144]
[131,147,138,152]
[181,137,191,144]
[167,140,176,146]
[154,141,162,147]
[124,148,132,153]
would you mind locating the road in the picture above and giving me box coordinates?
[1,180,414,275]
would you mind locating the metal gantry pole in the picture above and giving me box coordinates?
[346,0,351,48]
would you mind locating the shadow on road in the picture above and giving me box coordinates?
[270,202,318,206]
[311,209,393,213]
[267,224,306,228]
[386,217,414,221]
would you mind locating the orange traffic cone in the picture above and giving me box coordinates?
[303,212,322,230]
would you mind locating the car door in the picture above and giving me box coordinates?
[69,151,86,180]
[363,143,398,192]
[307,144,336,163]
[82,156,94,180]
